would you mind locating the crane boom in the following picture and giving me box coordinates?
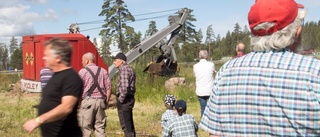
[108,8,189,79]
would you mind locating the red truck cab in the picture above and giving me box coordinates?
[21,33,108,92]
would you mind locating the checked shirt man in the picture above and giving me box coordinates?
[78,52,111,137]
[113,52,136,137]
[200,0,320,136]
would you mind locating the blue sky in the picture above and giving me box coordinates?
[1,0,320,53]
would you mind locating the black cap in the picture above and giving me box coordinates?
[112,52,127,61]
[175,100,187,111]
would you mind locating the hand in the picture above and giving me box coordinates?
[23,119,40,134]
[118,98,124,104]
[105,100,109,110]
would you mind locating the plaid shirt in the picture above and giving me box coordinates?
[161,109,177,128]
[200,49,320,136]
[162,114,198,137]
[117,63,136,103]
[78,63,111,99]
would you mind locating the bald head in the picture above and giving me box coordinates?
[82,52,95,67]
[236,43,245,52]
[83,52,95,62]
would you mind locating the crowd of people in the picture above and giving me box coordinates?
[23,0,320,136]
[22,37,136,137]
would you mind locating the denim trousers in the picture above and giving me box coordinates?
[198,96,210,117]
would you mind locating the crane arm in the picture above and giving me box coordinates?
[108,8,189,79]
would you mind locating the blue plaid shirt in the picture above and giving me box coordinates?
[162,114,198,137]
[161,109,177,128]
[200,49,320,136]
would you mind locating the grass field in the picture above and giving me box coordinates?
[0,62,224,137]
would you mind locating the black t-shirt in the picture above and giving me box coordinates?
[38,68,83,137]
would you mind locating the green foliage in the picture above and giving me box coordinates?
[100,36,113,65]
[9,36,19,54]
[0,92,41,137]
[179,9,198,43]
[206,25,215,44]
[0,73,22,92]
[145,20,158,37]
[99,0,135,52]
[211,48,223,60]
[302,21,320,50]
[10,46,23,70]
[124,26,141,52]
[0,45,9,70]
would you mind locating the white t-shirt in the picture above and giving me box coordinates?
[193,59,215,96]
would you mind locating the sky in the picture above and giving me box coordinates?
[1,0,320,54]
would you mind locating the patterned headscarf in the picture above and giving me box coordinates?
[164,94,176,106]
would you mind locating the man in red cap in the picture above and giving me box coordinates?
[200,0,320,136]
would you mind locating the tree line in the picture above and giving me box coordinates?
[96,0,320,65]
[0,36,22,70]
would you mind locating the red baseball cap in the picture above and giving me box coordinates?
[248,0,304,36]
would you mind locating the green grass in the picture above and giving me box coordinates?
[0,73,22,92]
[0,61,226,137]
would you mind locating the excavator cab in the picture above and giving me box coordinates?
[143,54,178,76]
[159,59,178,76]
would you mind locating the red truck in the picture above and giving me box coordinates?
[21,33,108,92]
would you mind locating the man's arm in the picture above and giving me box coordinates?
[23,95,78,133]
[105,88,111,107]
[104,73,112,104]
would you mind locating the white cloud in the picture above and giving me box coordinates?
[25,0,48,4]
[61,8,77,16]
[0,2,57,37]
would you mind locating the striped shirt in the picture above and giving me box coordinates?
[79,63,111,99]
[40,68,53,89]
[162,114,198,137]
[161,109,177,128]
[200,49,320,136]
[117,63,136,103]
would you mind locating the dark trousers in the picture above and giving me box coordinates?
[117,94,135,137]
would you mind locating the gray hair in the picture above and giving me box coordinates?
[250,9,307,51]
[44,37,73,66]
[83,52,95,62]
[199,50,208,59]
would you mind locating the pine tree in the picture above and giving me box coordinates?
[10,43,22,70]
[143,20,159,63]
[205,25,215,57]
[100,36,112,65]
[205,25,215,44]
[99,0,135,52]
[179,9,197,43]
[9,36,18,54]
[93,38,98,49]
[0,45,9,70]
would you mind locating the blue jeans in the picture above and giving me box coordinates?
[198,96,210,117]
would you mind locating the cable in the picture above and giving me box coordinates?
[81,13,172,32]
[81,27,103,32]
[76,8,181,25]
[133,8,180,16]
[127,14,172,23]
[78,20,104,25]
